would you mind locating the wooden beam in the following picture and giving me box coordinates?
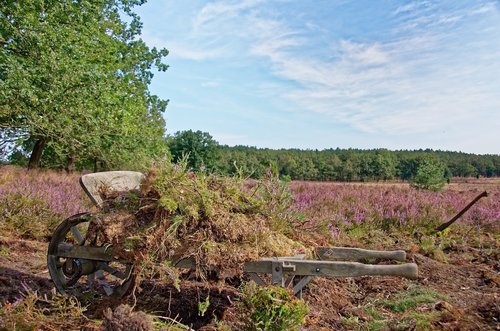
[55,243,115,261]
[244,259,418,279]
[316,247,406,262]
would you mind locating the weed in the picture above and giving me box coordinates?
[419,236,449,262]
[198,295,210,317]
[392,311,442,330]
[0,245,9,257]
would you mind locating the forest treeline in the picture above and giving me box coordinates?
[167,130,500,182]
[215,145,500,181]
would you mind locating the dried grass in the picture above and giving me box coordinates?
[88,162,307,286]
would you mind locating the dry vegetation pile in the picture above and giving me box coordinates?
[91,163,307,284]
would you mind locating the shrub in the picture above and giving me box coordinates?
[241,283,309,331]
[0,166,88,240]
[410,159,447,192]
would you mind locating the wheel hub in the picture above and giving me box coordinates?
[62,259,81,278]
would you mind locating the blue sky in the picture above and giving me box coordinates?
[135,1,500,154]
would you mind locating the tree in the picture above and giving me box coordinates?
[167,130,220,172]
[0,0,168,170]
[410,158,447,192]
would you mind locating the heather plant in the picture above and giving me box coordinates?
[0,166,88,240]
[290,181,500,247]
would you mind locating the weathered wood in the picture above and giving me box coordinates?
[272,261,285,286]
[435,191,488,232]
[244,259,418,279]
[292,275,313,298]
[80,171,145,207]
[56,243,115,262]
[248,272,266,286]
[316,247,406,262]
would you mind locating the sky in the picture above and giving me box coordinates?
[135,0,500,155]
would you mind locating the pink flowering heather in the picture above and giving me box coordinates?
[0,166,90,239]
[290,181,500,233]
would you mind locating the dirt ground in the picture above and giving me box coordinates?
[1,231,498,330]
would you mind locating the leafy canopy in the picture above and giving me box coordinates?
[0,0,169,170]
[167,130,220,172]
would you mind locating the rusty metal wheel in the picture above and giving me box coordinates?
[47,213,134,298]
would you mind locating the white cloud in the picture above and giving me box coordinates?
[240,1,500,138]
[140,0,500,152]
[339,41,390,65]
[193,0,267,30]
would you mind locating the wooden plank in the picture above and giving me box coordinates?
[261,254,307,261]
[244,259,418,279]
[316,247,406,262]
[55,243,115,261]
[292,275,313,298]
[80,171,144,207]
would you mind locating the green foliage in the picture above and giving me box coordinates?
[410,158,447,191]
[0,0,169,170]
[241,283,309,331]
[214,145,500,182]
[198,295,210,317]
[380,285,445,313]
[167,130,220,172]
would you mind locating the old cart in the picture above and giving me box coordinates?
[47,171,418,298]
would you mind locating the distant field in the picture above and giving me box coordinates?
[290,178,499,231]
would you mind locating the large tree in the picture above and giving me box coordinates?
[0,0,168,170]
[167,130,220,172]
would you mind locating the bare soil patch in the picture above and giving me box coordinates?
[1,233,498,330]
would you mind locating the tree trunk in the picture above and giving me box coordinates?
[28,139,45,169]
[65,154,75,173]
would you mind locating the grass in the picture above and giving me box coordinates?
[380,285,446,313]
[240,283,309,331]
[340,284,449,331]
[0,288,96,331]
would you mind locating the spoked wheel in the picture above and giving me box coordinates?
[47,213,134,298]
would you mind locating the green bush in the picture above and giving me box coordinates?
[241,283,309,331]
[410,159,447,192]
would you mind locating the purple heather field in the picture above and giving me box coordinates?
[1,166,498,239]
[290,180,500,232]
